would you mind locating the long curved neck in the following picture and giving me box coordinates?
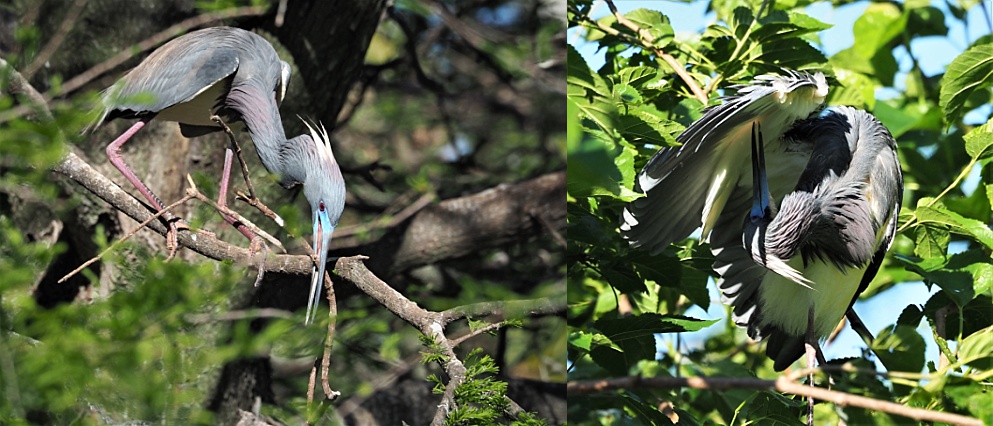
[276,134,315,188]
[226,83,288,177]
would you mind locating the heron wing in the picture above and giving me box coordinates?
[104,36,241,115]
[845,108,904,309]
[710,189,769,336]
[622,85,785,252]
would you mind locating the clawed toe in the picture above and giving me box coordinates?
[249,236,269,287]
[164,218,187,261]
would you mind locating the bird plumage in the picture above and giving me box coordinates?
[621,71,828,253]
[621,70,902,371]
[94,27,344,325]
[724,107,902,370]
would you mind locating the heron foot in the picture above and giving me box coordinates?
[248,236,269,287]
[164,218,189,261]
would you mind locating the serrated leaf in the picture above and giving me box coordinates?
[872,324,926,373]
[939,43,993,125]
[913,222,949,258]
[963,118,993,161]
[568,331,594,351]
[617,66,658,88]
[625,9,674,48]
[899,249,990,308]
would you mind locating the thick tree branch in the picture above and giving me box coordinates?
[440,295,566,326]
[568,375,983,425]
[333,256,550,425]
[362,171,566,276]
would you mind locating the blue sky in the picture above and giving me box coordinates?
[570,0,992,371]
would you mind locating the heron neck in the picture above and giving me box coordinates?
[277,134,315,188]
[228,84,288,176]
[764,192,819,260]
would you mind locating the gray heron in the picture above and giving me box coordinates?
[93,26,345,325]
[621,72,903,371]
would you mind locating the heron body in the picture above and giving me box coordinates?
[621,71,829,253]
[96,26,345,325]
[738,107,902,369]
[621,71,902,370]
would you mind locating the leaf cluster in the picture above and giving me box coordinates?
[567,0,993,424]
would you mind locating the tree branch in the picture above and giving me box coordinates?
[360,171,566,276]
[567,375,983,425]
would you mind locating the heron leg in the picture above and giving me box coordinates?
[218,149,268,285]
[210,115,284,226]
[218,149,258,242]
[803,306,822,426]
[846,308,876,346]
[106,118,188,258]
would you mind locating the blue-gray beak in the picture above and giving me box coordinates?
[306,208,334,325]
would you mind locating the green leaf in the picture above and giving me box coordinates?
[566,128,629,199]
[939,43,993,125]
[872,324,926,373]
[568,330,593,351]
[625,9,674,48]
[944,379,993,424]
[956,326,993,370]
[963,118,993,161]
[913,222,949,259]
[905,6,949,38]
[900,249,991,309]
[830,68,876,109]
[851,3,905,60]
[617,66,658,88]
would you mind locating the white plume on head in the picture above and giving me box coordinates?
[298,117,337,167]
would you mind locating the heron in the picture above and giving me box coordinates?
[621,72,903,371]
[92,26,345,325]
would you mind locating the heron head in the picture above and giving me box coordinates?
[747,71,829,120]
[299,119,345,324]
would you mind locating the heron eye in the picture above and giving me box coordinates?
[319,201,325,212]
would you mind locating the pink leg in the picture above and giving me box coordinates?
[106,118,186,257]
[218,149,257,241]
[106,119,169,214]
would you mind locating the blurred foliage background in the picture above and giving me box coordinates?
[567,0,992,424]
[0,0,566,424]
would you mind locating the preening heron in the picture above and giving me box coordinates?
[93,26,345,325]
[621,72,903,371]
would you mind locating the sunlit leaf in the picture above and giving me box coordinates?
[940,43,993,126]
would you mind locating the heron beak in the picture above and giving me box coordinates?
[306,210,334,325]
[749,123,770,221]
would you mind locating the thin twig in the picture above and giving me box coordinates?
[58,193,195,284]
[602,0,708,103]
[449,321,506,347]
[320,271,340,400]
[439,295,565,325]
[185,175,286,253]
[211,115,258,201]
[210,115,286,227]
[183,308,294,324]
[22,0,89,80]
[332,191,434,240]
[568,375,983,425]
